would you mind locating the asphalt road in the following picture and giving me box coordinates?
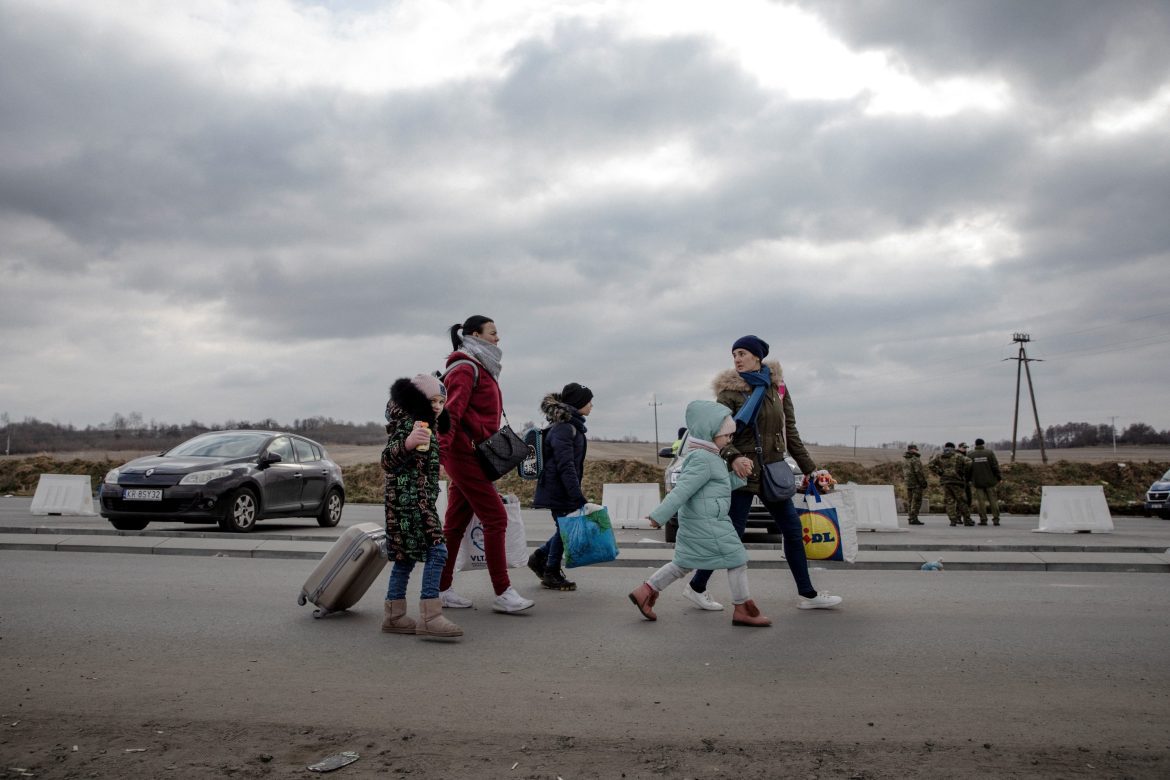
[3,550,1169,776]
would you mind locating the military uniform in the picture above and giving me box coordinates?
[929,444,972,526]
[967,441,1003,525]
[901,445,928,525]
[956,443,973,524]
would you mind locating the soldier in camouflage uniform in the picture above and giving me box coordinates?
[929,442,973,526]
[967,438,1003,525]
[956,442,973,524]
[901,443,928,525]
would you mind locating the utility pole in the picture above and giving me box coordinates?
[852,425,860,458]
[649,395,663,463]
[1110,416,1118,455]
[1004,333,1047,464]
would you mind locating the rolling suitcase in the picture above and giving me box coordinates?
[298,522,388,618]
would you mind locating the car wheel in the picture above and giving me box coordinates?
[317,489,344,527]
[219,487,260,533]
[109,519,149,531]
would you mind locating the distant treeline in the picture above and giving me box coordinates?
[1,415,1167,455]
[988,421,1170,450]
[0,414,385,454]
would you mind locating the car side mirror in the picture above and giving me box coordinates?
[261,452,283,467]
[658,447,674,459]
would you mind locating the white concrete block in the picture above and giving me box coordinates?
[840,484,901,531]
[1035,485,1113,533]
[30,474,97,516]
[602,483,661,529]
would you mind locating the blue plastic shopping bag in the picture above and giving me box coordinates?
[557,506,619,568]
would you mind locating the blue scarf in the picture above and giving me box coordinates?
[733,366,772,432]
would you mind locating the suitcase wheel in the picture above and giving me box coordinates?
[297,593,307,606]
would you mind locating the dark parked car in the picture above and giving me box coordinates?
[99,430,345,532]
[1145,468,1170,519]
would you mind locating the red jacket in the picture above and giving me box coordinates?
[438,351,502,458]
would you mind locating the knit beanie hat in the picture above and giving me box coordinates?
[411,373,446,399]
[732,335,769,360]
[561,382,593,409]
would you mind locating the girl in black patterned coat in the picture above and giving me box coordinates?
[381,374,462,638]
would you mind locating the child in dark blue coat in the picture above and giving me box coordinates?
[529,383,599,590]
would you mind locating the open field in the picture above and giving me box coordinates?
[239,441,1170,468]
[14,442,1166,467]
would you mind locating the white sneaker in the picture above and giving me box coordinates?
[798,593,843,610]
[491,586,534,614]
[682,585,724,611]
[439,589,473,609]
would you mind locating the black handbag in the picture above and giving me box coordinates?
[474,415,528,481]
[751,421,797,502]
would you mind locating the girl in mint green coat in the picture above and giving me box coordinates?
[628,400,771,627]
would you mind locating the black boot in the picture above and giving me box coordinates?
[527,549,547,581]
[541,569,577,591]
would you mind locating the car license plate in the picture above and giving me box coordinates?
[1150,502,1164,509]
[124,489,163,501]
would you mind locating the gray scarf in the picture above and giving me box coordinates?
[459,335,502,379]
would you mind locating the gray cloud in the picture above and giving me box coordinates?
[791,0,1170,114]
[1,1,1168,444]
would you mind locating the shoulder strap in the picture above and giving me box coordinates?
[442,359,479,387]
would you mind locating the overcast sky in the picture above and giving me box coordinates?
[3,0,1169,448]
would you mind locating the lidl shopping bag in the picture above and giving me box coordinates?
[557,506,619,568]
[455,494,527,571]
[794,483,858,563]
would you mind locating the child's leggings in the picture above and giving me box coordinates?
[647,561,751,604]
[386,543,449,600]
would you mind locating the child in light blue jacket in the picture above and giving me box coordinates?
[628,400,771,627]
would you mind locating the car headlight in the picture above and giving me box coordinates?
[104,468,120,485]
[179,469,232,485]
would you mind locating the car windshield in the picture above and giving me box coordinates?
[1162,469,1170,481]
[167,432,270,459]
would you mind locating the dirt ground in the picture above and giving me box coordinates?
[2,711,1165,779]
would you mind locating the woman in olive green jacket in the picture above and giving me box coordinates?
[683,335,843,612]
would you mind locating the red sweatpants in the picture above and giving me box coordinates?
[439,448,511,596]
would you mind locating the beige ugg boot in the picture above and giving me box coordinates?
[381,599,417,634]
[417,598,463,638]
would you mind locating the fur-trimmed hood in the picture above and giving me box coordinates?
[387,378,451,434]
[712,359,785,395]
[540,393,578,425]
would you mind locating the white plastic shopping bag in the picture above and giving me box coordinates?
[455,493,527,571]
[793,484,858,563]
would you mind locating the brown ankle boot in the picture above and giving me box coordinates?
[732,599,772,627]
[417,598,463,638]
[382,599,416,634]
[628,582,658,621]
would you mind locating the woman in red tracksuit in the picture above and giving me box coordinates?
[436,315,534,614]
